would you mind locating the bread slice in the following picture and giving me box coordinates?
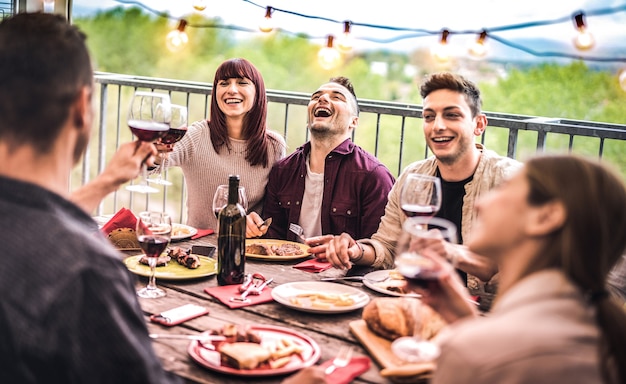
[219,342,271,370]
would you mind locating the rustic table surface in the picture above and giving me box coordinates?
[121,234,396,384]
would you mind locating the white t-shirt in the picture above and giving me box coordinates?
[298,157,324,238]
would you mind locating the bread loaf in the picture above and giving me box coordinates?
[362,297,446,341]
[218,342,271,370]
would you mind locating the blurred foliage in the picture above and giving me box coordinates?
[74,7,626,191]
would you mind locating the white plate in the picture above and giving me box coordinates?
[171,223,197,241]
[271,281,370,314]
[362,270,420,298]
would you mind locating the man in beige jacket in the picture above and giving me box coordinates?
[325,72,521,287]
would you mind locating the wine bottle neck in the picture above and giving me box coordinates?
[228,180,239,205]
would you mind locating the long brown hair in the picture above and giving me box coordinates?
[208,58,272,167]
[525,155,626,383]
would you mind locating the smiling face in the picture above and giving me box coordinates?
[215,77,256,119]
[422,89,486,166]
[307,82,358,139]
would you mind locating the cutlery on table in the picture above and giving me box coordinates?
[289,223,307,243]
[149,333,226,342]
[325,345,353,375]
[321,275,390,283]
[257,217,272,231]
[230,278,274,303]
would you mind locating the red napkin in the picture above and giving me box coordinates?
[101,207,136,235]
[191,228,214,240]
[319,356,371,384]
[204,285,274,309]
[293,258,332,273]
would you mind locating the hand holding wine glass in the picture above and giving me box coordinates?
[391,216,457,363]
[400,174,441,218]
[136,211,172,298]
[148,104,188,186]
[126,91,171,193]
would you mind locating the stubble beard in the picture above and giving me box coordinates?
[432,134,473,166]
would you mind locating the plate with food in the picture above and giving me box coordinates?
[187,323,320,376]
[123,247,216,280]
[362,270,420,298]
[171,223,198,241]
[271,281,370,314]
[245,239,310,261]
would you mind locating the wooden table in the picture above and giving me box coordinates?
[123,234,394,384]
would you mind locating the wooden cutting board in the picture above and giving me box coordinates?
[349,320,434,382]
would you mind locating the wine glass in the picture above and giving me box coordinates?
[212,184,248,219]
[147,104,188,186]
[136,211,172,298]
[126,91,171,193]
[391,216,457,363]
[400,174,441,218]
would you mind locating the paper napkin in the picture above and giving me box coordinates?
[204,284,274,309]
[293,258,332,273]
[320,356,371,384]
[191,228,214,240]
[101,207,136,235]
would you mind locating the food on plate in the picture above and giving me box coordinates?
[219,342,272,370]
[168,247,201,269]
[289,292,355,309]
[138,254,171,267]
[210,323,262,344]
[362,297,446,341]
[172,225,192,237]
[246,242,305,256]
[374,269,409,294]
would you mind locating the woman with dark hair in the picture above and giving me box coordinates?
[161,58,286,232]
[411,155,626,384]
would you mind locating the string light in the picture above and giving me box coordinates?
[431,29,451,62]
[318,35,341,70]
[166,20,189,52]
[619,69,626,92]
[337,20,354,53]
[259,6,274,33]
[572,11,595,51]
[468,30,488,58]
[192,0,207,12]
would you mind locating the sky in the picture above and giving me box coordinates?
[73,0,626,63]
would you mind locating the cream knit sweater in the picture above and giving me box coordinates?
[164,119,286,230]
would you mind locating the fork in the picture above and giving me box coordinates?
[288,223,307,243]
[320,275,390,283]
[324,345,353,375]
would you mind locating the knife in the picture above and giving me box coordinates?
[257,217,272,230]
[149,333,226,342]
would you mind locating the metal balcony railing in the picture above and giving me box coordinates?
[81,72,626,223]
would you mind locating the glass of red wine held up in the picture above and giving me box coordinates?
[400,173,441,218]
[391,216,457,363]
[148,104,188,186]
[136,211,172,298]
[126,91,171,193]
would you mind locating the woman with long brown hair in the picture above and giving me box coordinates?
[414,155,626,383]
[162,58,286,232]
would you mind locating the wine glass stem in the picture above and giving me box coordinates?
[157,152,166,181]
[140,163,149,186]
[147,257,157,291]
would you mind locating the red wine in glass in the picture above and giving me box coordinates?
[128,120,169,142]
[401,204,438,218]
[160,127,188,144]
[137,235,170,258]
[396,253,442,289]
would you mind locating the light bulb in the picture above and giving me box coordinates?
[468,31,488,59]
[572,12,595,51]
[259,6,274,33]
[192,0,207,12]
[337,21,354,53]
[432,29,451,62]
[166,20,189,53]
[318,35,341,70]
[619,69,626,92]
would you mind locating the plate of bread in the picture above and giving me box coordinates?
[245,239,311,260]
[171,223,198,241]
[362,270,420,298]
[350,297,447,383]
[271,281,370,314]
[187,323,320,376]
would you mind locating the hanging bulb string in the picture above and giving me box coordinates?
[112,0,626,63]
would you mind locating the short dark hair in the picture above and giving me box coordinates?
[329,76,359,116]
[0,12,93,153]
[419,72,482,117]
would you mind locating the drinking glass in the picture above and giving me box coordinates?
[126,91,171,193]
[400,174,441,218]
[147,104,188,186]
[212,185,248,219]
[391,216,457,363]
[136,211,172,298]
